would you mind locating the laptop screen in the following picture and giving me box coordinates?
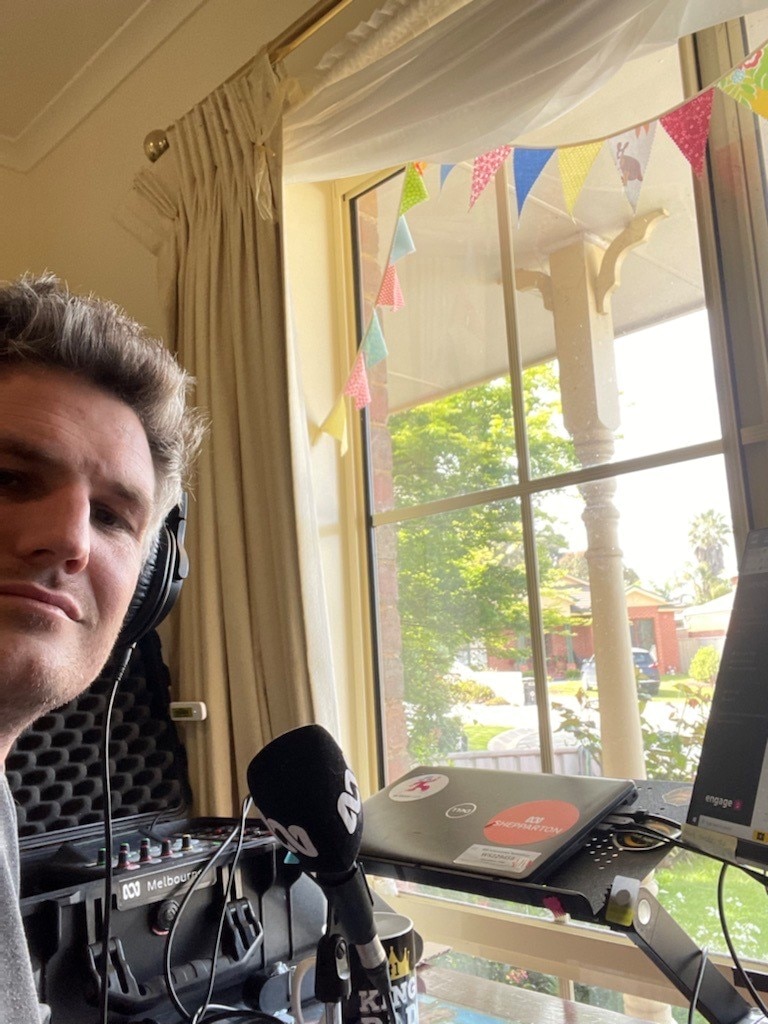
[684,527,768,868]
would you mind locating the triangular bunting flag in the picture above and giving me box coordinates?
[400,163,429,214]
[376,264,404,311]
[390,216,416,263]
[557,142,603,215]
[344,352,371,410]
[513,148,556,217]
[660,89,714,176]
[608,123,656,211]
[718,47,768,118]
[470,145,512,208]
[440,164,456,189]
[361,311,388,367]
[320,393,348,455]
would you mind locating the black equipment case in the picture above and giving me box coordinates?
[9,632,326,1024]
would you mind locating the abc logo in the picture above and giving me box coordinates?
[121,880,141,901]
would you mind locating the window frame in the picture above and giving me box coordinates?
[330,16,768,1003]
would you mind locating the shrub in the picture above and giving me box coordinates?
[689,645,720,686]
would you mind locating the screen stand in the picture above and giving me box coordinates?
[606,876,764,1024]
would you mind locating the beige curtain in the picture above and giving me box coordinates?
[130,53,338,815]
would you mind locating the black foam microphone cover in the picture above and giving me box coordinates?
[246,724,363,878]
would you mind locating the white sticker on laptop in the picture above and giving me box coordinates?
[389,773,449,801]
[454,844,541,875]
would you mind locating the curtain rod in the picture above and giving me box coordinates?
[143,0,357,161]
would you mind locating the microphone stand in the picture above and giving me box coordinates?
[315,907,351,1024]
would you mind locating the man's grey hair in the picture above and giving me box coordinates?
[0,273,205,529]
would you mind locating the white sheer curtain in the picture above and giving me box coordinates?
[284,0,765,182]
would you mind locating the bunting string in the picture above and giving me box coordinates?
[320,40,768,448]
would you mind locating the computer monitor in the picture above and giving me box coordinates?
[684,527,768,868]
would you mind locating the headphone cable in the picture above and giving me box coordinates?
[98,642,137,1024]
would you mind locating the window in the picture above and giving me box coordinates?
[337,14,768,1009]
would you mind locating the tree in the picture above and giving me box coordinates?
[689,510,729,575]
[388,366,578,760]
[678,510,732,603]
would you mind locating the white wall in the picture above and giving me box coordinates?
[0,0,371,774]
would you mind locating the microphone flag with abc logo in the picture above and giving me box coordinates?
[246,723,364,879]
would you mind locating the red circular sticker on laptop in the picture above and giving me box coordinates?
[484,800,580,846]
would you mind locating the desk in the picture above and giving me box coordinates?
[419,966,651,1024]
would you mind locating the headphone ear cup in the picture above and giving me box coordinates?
[116,498,189,648]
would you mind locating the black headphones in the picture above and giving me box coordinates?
[115,495,189,648]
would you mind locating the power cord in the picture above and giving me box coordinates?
[717,863,768,1017]
[687,945,708,1024]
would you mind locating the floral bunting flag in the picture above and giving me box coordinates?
[390,216,416,262]
[513,147,556,217]
[718,47,768,118]
[344,352,371,410]
[608,123,656,211]
[362,311,388,367]
[557,142,603,214]
[440,164,456,189]
[470,145,512,208]
[376,263,405,310]
[400,163,429,214]
[660,89,714,176]
[320,393,348,456]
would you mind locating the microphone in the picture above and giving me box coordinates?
[246,725,394,1017]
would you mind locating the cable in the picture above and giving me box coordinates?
[611,823,768,886]
[191,796,254,1024]
[162,827,240,1020]
[98,642,137,1024]
[717,863,768,1017]
[687,945,708,1024]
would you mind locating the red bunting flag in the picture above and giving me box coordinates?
[660,89,714,177]
[470,145,512,208]
[376,264,404,311]
[344,352,371,410]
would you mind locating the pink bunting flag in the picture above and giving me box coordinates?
[469,145,512,208]
[376,264,404,311]
[344,352,371,410]
[660,89,714,177]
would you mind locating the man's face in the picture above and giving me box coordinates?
[0,366,155,756]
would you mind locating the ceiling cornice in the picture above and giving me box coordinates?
[0,0,209,173]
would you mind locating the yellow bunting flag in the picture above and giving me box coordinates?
[400,163,429,214]
[557,142,603,215]
[320,393,348,456]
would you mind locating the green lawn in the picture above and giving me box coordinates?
[464,724,510,750]
[657,851,768,960]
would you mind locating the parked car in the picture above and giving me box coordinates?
[580,648,661,697]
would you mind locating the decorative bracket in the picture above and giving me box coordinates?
[515,268,553,311]
[595,209,668,314]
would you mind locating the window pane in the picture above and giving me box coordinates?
[355,164,517,514]
[372,499,531,782]
[533,457,736,782]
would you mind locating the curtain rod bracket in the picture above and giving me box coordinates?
[144,129,170,162]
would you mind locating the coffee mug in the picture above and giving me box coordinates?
[291,912,419,1024]
[344,912,418,1024]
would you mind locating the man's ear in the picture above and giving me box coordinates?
[116,496,189,648]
